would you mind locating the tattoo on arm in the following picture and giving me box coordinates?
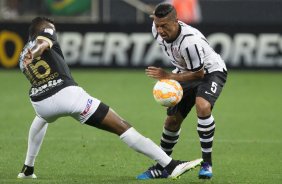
[30,39,50,59]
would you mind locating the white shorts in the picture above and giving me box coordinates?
[31,86,101,123]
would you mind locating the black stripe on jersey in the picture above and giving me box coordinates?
[154,32,159,40]
[170,44,177,61]
[194,45,203,65]
[201,37,209,44]
[191,65,204,72]
[185,47,193,69]
[178,34,194,50]
[163,40,170,56]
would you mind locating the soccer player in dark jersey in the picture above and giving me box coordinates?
[137,3,227,180]
[17,17,202,179]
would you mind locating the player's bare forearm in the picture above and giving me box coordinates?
[145,66,171,80]
[23,39,50,70]
[169,68,204,82]
[29,39,50,59]
[146,66,204,81]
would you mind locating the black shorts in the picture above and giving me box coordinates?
[85,102,109,126]
[167,71,227,118]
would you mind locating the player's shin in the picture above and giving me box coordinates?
[24,116,48,167]
[120,127,172,167]
[197,115,215,165]
[160,127,181,156]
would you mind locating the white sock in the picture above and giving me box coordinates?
[120,127,172,167]
[24,116,48,167]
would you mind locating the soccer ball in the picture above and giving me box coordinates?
[153,79,183,107]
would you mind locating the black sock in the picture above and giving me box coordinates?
[155,163,164,170]
[160,128,181,156]
[197,115,215,166]
[164,160,178,174]
[202,152,212,165]
[21,165,34,175]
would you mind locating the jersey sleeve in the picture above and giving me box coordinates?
[180,40,204,72]
[36,28,57,48]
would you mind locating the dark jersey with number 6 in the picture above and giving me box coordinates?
[19,28,77,101]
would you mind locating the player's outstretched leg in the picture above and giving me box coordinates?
[87,106,202,180]
[137,158,203,180]
[17,116,47,179]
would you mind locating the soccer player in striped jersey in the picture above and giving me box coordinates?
[137,3,227,180]
[17,17,202,180]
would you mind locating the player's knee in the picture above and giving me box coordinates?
[196,100,211,117]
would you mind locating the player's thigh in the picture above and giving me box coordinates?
[32,86,104,123]
[60,86,104,123]
[196,71,227,108]
[57,86,131,135]
[31,97,57,122]
[167,81,196,119]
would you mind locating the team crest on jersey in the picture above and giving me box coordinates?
[172,46,181,59]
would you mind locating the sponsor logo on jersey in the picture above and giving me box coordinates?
[30,78,63,96]
[80,99,93,116]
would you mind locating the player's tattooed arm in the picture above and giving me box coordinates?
[29,39,50,59]
[23,39,50,68]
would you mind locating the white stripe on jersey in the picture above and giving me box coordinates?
[152,21,227,74]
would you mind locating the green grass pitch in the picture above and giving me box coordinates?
[0,69,281,184]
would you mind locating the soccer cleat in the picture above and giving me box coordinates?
[169,158,203,179]
[136,158,203,180]
[17,173,37,179]
[198,162,213,179]
[136,165,169,180]
[17,165,37,179]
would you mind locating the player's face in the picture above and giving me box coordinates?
[154,16,179,42]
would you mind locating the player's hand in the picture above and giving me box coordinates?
[145,66,170,80]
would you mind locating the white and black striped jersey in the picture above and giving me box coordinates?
[152,21,227,74]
